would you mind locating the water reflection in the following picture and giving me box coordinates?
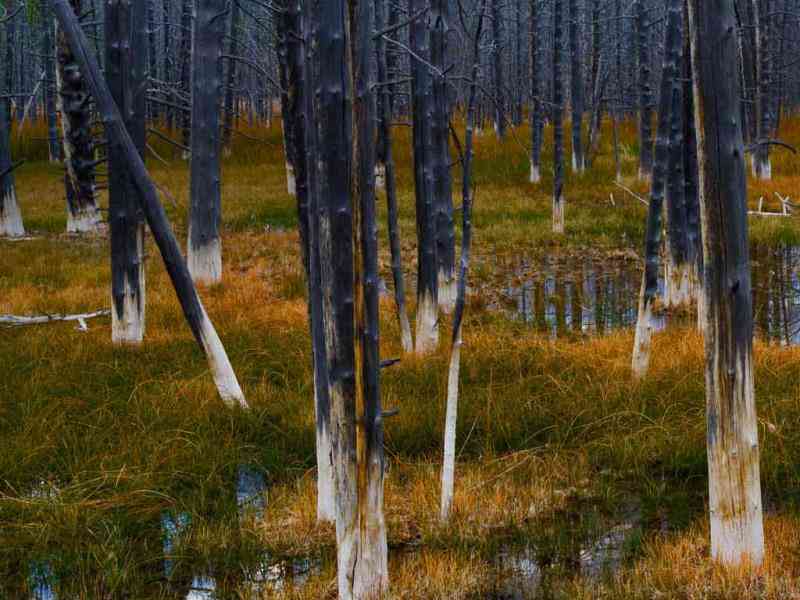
[501,247,800,345]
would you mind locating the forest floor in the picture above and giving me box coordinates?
[3,118,800,598]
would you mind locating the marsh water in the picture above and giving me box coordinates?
[490,245,800,346]
[19,246,800,599]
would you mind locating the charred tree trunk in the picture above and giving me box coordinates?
[375,0,413,352]
[752,0,772,179]
[52,0,247,407]
[552,0,565,233]
[0,98,23,237]
[632,0,681,379]
[309,0,389,594]
[441,0,486,522]
[221,0,240,155]
[106,0,147,343]
[687,0,765,567]
[187,0,226,284]
[178,0,192,153]
[162,0,174,131]
[490,0,505,138]
[57,0,101,233]
[410,0,439,353]
[42,4,61,162]
[635,0,654,180]
[431,0,455,313]
[283,0,335,523]
[276,6,296,196]
[567,0,583,172]
[147,0,159,120]
[529,0,542,183]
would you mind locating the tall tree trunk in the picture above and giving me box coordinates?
[441,0,486,522]
[635,0,654,180]
[187,0,226,284]
[283,0,335,523]
[51,0,247,408]
[490,0,505,138]
[568,0,583,172]
[552,0,565,233]
[309,0,389,594]
[0,98,24,237]
[687,0,765,567]
[42,5,61,162]
[529,0,542,182]
[106,0,147,343]
[147,0,159,121]
[276,8,296,196]
[431,0,455,312]
[631,0,682,379]
[375,0,413,352]
[162,0,174,131]
[57,0,101,233]
[221,0,240,155]
[410,0,439,353]
[178,0,192,154]
[752,0,772,179]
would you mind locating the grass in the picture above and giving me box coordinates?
[3,115,800,597]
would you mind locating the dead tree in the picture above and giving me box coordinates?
[221,0,240,155]
[687,0,765,567]
[308,0,389,594]
[177,0,192,153]
[410,0,439,353]
[752,0,772,179]
[57,0,101,233]
[635,0,653,180]
[0,97,23,237]
[568,0,583,172]
[51,0,247,408]
[187,0,227,284]
[529,0,542,183]
[106,0,147,342]
[552,0,565,233]
[631,0,682,379]
[375,0,413,352]
[490,0,505,138]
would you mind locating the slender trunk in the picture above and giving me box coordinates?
[568,0,583,172]
[106,0,147,343]
[431,0,455,313]
[752,0,772,178]
[552,0,565,233]
[0,98,24,237]
[276,9,296,196]
[375,0,413,352]
[529,0,542,183]
[178,0,192,153]
[57,0,101,233]
[309,0,389,594]
[221,0,240,154]
[187,0,226,285]
[52,0,247,408]
[163,0,174,131]
[687,0,765,567]
[42,6,61,162]
[410,0,439,353]
[441,0,486,522]
[491,0,505,138]
[632,0,682,379]
[635,0,654,180]
[147,0,159,121]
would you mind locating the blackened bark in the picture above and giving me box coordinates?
[635,0,653,180]
[222,0,240,152]
[687,0,764,566]
[163,0,174,130]
[147,0,159,120]
[42,3,61,162]
[57,0,100,232]
[106,0,147,342]
[567,0,583,171]
[0,97,24,237]
[529,0,542,182]
[187,0,226,284]
[491,0,505,138]
[752,0,772,178]
[178,0,192,151]
[410,0,438,352]
[552,0,565,233]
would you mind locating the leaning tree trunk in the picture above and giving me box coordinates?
[187,0,226,285]
[552,0,565,233]
[284,0,335,523]
[0,98,24,237]
[635,0,654,181]
[106,0,147,343]
[52,0,247,408]
[567,0,583,172]
[687,0,765,567]
[57,0,101,234]
[529,0,542,183]
[431,0,455,313]
[375,0,413,353]
[752,0,772,179]
[631,0,682,379]
[410,0,439,354]
[309,0,389,595]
